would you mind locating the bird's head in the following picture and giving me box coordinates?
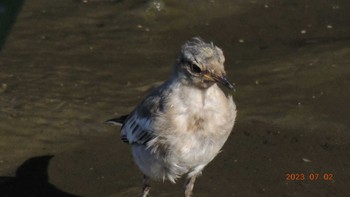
[175,37,235,90]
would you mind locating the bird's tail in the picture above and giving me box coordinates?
[105,114,128,126]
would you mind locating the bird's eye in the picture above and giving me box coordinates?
[190,64,202,74]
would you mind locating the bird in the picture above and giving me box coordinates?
[107,37,237,197]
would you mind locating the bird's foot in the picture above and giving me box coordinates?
[142,175,151,197]
[184,176,196,197]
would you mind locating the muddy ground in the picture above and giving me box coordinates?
[0,0,349,196]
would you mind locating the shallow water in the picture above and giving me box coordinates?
[0,0,349,196]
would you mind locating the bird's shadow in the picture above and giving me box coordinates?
[0,155,79,197]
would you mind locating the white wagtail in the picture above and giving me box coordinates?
[107,37,237,197]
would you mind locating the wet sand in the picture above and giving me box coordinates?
[0,0,349,196]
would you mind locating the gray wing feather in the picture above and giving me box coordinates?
[121,113,155,145]
[121,82,171,145]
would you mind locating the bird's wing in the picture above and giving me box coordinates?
[121,84,169,145]
[120,111,155,145]
[105,115,129,126]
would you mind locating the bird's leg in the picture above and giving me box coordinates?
[184,176,196,197]
[142,175,151,197]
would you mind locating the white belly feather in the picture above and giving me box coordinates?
[132,84,236,182]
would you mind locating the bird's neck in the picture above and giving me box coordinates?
[172,72,215,91]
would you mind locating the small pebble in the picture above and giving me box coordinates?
[302,158,312,162]
[0,83,7,93]
[332,5,340,9]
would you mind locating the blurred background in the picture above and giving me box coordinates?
[0,0,349,196]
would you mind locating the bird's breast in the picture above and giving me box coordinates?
[167,84,232,135]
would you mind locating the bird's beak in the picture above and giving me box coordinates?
[203,73,236,91]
